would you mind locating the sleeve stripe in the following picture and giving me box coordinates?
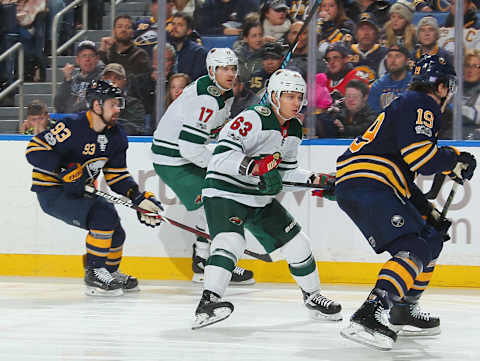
[31,136,52,150]
[410,146,438,172]
[103,167,128,173]
[400,140,432,155]
[26,147,51,155]
[183,124,210,137]
[403,143,433,165]
[106,174,131,186]
[218,139,243,151]
[179,130,207,144]
[213,145,233,155]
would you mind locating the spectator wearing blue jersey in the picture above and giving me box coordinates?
[368,45,412,114]
[168,12,208,81]
[463,49,480,139]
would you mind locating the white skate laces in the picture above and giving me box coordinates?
[410,303,433,321]
[94,268,115,284]
[374,304,391,327]
[232,267,245,276]
[307,292,334,308]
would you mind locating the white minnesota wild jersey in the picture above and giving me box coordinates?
[203,105,312,207]
[152,75,234,167]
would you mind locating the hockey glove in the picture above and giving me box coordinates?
[129,190,164,227]
[425,206,452,242]
[60,163,87,198]
[310,173,336,201]
[251,152,282,176]
[258,169,283,195]
[448,151,476,185]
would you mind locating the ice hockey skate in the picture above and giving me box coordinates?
[111,270,140,292]
[340,290,397,351]
[84,267,123,297]
[389,302,441,336]
[192,290,234,330]
[191,245,255,285]
[302,289,342,321]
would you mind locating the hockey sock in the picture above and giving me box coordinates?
[289,253,321,294]
[404,259,437,302]
[204,265,232,298]
[375,256,421,300]
[195,237,210,260]
[85,229,114,268]
[105,225,126,273]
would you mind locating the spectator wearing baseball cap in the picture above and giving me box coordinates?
[247,42,286,93]
[322,43,370,96]
[54,40,104,114]
[368,44,412,114]
[101,63,148,136]
[260,0,292,42]
[348,12,388,84]
[414,16,453,65]
[382,0,416,52]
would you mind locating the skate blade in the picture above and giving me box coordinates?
[340,322,394,351]
[192,273,205,283]
[230,278,256,285]
[308,309,343,321]
[191,307,233,330]
[394,325,441,337]
[84,286,123,297]
[123,286,140,293]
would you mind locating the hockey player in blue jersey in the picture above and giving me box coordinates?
[25,80,164,296]
[335,55,476,350]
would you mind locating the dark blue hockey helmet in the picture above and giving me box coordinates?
[86,80,125,109]
[411,54,456,93]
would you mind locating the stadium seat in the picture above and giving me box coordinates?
[200,36,238,51]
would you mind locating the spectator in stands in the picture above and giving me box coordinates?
[168,12,207,81]
[101,63,148,136]
[345,0,391,25]
[463,49,480,139]
[15,0,48,81]
[166,73,191,108]
[260,0,292,42]
[413,16,453,64]
[129,44,177,127]
[348,12,387,84]
[20,99,54,135]
[134,0,177,57]
[0,1,17,105]
[316,79,376,137]
[283,20,327,77]
[54,40,104,113]
[99,15,150,78]
[230,76,258,118]
[233,13,264,83]
[368,45,412,114]
[382,0,416,53]
[193,0,259,35]
[444,0,480,29]
[248,41,285,94]
[323,43,370,96]
[317,0,355,46]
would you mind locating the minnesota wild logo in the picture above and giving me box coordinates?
[207,85,221,97]
[254,105,271,116]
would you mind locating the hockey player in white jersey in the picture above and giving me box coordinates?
[152,48,255,284]
[192,69,342,329]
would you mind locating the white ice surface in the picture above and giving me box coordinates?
[0,278,479,361]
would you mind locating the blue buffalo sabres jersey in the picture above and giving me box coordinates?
[336,90,457,199]
[26,111,137,196]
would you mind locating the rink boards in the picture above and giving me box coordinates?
[1,136,480,286]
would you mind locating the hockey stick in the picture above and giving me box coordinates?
[424,173,446,199]
[282,181,330,189]
[441,181,458,218]
[259,0,323,105]
[84,185,274,262]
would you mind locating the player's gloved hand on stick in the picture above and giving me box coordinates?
[60,163,87,198]
[424,203,452,242]
[310,173,336,201]
[447,149,476,185]
[129,189,164,227]
[251,152,282,176]
[258,169,283,195]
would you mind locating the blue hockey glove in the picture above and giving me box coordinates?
[60,163,87,198]
[130,190,164,227]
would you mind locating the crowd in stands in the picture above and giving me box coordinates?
[2,0,480,138]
